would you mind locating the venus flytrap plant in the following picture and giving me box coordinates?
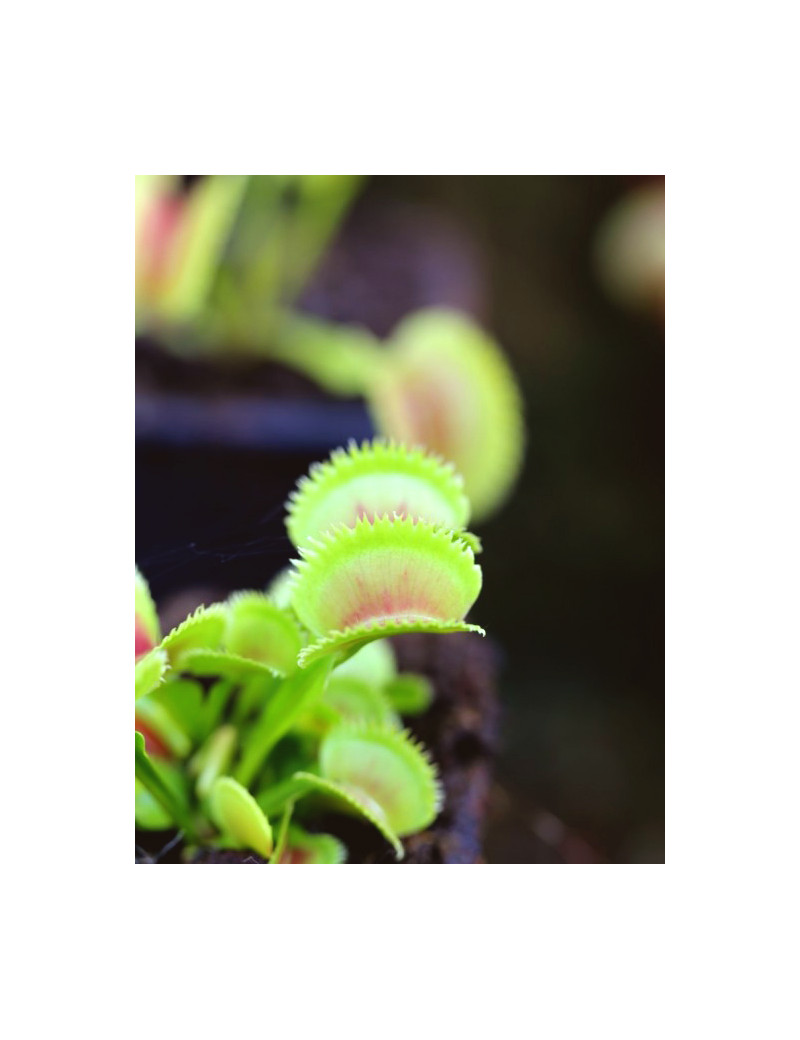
[135,440,486,862]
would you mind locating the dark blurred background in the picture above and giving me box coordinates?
[136,175,664,863]
[353,177,664,863]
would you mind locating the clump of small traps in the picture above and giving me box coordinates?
[135,439,485,862]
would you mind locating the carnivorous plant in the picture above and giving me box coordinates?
[135,439,484,862]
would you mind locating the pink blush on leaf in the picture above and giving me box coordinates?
[135,617,155,660]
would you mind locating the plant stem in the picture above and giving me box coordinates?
[269,801,295,864]
[235,657,333,788]
[135,732,197,841]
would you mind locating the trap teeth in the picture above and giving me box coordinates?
[285,437,471,548]
[287,516,482,642]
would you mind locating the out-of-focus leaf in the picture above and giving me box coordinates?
[333,639,396,687]
[135,567,161,659]
[234,658,332,787]
[146,677,206,743]
[319,723,442,837]
[178,648,281,682]
[135,648,169,701]
[135,732,196,838]
[135,697,191,758]
[135,760,190,830]
[382,673,434,715]
[322,674,400,727]
[224,592,303,675]
[193,726,237,800]
[210,777,273,859]
[159,605,227,667]
[157,176,248,325]
[367,308,525,521]
[268,314,383,396]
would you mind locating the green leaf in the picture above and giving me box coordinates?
[135,648,169,701]
[146,677,207,743]
[225,176,361,322]
[280,175,362,299]
[286,439,470,548]
[135,778,173,830]
[193,725,237,800]
[268,800,295,864]
[294,672,400,736]
[135,760,190,830]
[291,700,342,738]
[141,673,235,753]
[288,515,483,665]
[199,678,238,739]
[157,175,248,324]
[382,673,434,715]
[367,308,525,521]
[135,697,191,758]
[319,723,442,838]
[229,673,279,728]
[135,567,161,658]
[322,674,400,727]
[268,314,384,397]
[255,774,314,818]
[135,732,196,839]
[159,604,227,666]
[177,648,281,682]
[224,592,303,675]
[210,777,273,859]
[333,638,397,686]
[234,657,333,788]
